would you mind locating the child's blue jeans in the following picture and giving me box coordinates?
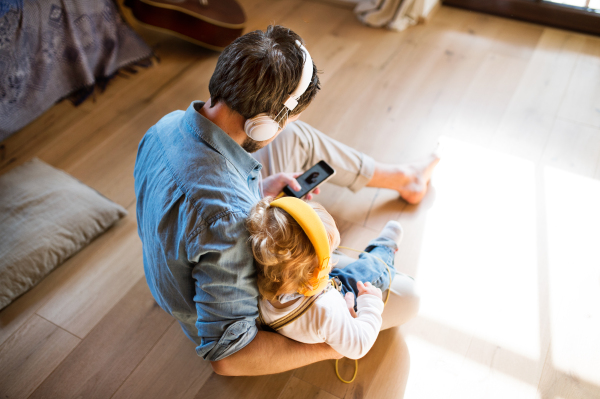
[329,236,397,307]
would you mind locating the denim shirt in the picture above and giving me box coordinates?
[134,101,262,361]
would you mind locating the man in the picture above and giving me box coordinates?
[134,26,438,376]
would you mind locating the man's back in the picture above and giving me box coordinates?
[134,101,262,361]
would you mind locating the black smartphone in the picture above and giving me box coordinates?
[282,160,336,198]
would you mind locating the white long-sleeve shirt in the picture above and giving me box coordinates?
[259,287,384,359]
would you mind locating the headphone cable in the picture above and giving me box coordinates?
[333,245,393,384]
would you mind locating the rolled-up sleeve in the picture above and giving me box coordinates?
[190,211,260,361]
[198,319,258,361]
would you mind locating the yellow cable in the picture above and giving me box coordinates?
[335,358,358,384]
[332,245,393,383]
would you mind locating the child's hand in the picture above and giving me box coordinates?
[357,281,382,301]
[344,282,383,318]
[344,292,358,318]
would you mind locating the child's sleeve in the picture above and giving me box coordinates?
[313,291,384,359]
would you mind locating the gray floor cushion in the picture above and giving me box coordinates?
[0,158,127,310]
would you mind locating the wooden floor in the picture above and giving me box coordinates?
[1,1,600,398]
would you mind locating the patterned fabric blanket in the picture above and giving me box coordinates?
[0,0,153,140]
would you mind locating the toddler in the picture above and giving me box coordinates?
[246,197,402,359]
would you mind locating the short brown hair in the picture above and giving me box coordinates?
[246,197,340,301]
[209,25,320,123]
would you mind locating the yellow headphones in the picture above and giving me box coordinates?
[270,197,331,296]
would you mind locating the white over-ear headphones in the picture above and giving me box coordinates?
[244,40,313,142]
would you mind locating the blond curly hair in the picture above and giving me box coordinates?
[246,197,340,301]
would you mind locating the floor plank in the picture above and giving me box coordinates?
[277,376,340,399]
[241,0,305,32]
[0,315,80,399]
[112,322,213,399]
[540,117,600,178]
[1,100,88,171]
[364,189,407,233]
[327,187,380,229]
[558,35,600,128]
[28,278,173,399]
[487,18,543,61]
[492,29,586,161]
[0,276,56,347]
[307,34,361,87]
[443,52,529,146]
[197,371,294,399]
[278,1,350,46]
[337,221,380,251]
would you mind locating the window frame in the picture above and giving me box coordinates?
[443,0,600,36]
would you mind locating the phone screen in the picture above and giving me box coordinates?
[282,161,335,198]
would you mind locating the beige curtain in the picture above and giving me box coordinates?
[354,0,424,31]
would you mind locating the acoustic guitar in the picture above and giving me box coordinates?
[125,0,246,51]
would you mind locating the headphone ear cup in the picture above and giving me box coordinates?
[244,113,280,141]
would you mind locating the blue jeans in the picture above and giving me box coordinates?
[329,236,397,308]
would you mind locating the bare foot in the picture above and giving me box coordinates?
[397,152,440,204]
[368,149,441,205]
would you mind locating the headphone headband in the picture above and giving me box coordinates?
[282,41,313,111]
[270,197,331,296]
[244,40,314,142]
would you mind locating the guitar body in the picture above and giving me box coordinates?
[125,0,246,51]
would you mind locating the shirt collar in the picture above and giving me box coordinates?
[182,101,262,179]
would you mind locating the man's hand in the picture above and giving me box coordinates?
[357,281,383,300]
[262,172,320,200]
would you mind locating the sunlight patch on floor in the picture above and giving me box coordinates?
[414,137,540,361]
[404,336,542,399]
[406,136,600,394]
[545,166,600,386]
